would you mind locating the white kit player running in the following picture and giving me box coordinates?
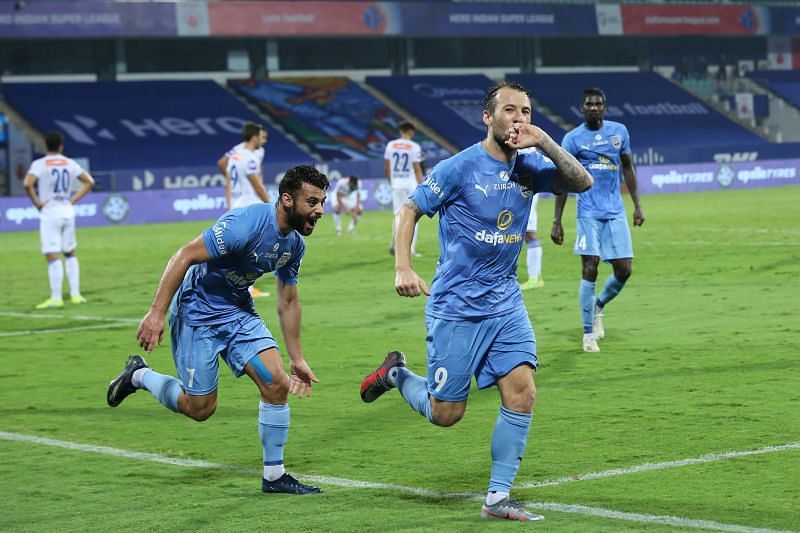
[385,121,423,256]
[331,175,363,235]
[24,132,95,309]
[218,122,271,298]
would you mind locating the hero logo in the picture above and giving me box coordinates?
[55,114,248,146]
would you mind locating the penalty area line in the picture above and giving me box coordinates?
[0,431,796,533]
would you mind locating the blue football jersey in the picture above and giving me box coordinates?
[411,142,558,319]
[562,120,631,219]
[174,203,304,326]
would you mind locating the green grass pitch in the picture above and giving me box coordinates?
[0,186,798,532]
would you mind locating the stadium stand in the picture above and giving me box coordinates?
[745,70,800,110]
[508,72,767,150]
[229,77,451,163]
[1,80,311,172]
[366,74,566,150]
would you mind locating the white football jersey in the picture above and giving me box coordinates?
[27,155,85,218]
[384,138,422,190]
[228,142,265,166]
[227,148,262,207]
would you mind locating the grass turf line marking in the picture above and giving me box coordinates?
[0,311,140,324]
[0,431,797,533]
[0,323,133,337]
[519,441,800,488]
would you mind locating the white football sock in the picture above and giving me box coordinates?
[47,259,64,300]
[65,256,81,297]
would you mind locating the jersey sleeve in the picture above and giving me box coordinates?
[276,240,305,285]
[67,158,85,179]
[409,159,459,217]
[514,151,559,195]
[26,160,42,178]
[411,142,423,163]
[202,210,253,259]
[245,153,260,177]
[383,142,392,160]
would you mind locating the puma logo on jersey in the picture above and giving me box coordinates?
[474,183,488,198]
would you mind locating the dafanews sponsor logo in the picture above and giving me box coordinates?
[475,229,523,245]
[588,155,619,172]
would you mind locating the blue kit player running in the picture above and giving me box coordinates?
[551,87,645,353]
[107,165,329,495]
[360,82,593,522]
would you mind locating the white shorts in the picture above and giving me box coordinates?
[333,196,359,211]
[526,194,540,233]
[392,186,414,215]
[40,214,77,254]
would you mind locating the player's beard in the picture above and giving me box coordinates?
[288,203,316,236]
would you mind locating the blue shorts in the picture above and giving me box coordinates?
[424,306,537,402]
[574,216,633,261]
[168,312,277,395]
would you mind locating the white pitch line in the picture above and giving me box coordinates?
[0,322,132,338]
[0,431,797,533]
[0,311,140,324]
[519,441,800,488]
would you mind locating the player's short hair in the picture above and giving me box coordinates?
[348,175,359,189]
[582,87,607,104]
[483,81,530,114]
[279,165,329,199]
[398,121,416,133]
[241,122,264,142]
[45,131,63,152]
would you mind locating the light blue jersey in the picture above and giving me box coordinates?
[410,142,558,319]
[174,203,304,326]
[562,120,630,219]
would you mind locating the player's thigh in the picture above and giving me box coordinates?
[599,217,633,261]
[341,197,357,212]
[169,314,226,395]
[424,315,495,402]
[224,314,279,382]
[475,306,537,391]
[61,217,77,253]
[39,216,63,254]
[573,217,602,257]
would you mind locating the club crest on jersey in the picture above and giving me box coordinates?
[276,252,292,268]
[496,210,513,231]
[611,135,622,149]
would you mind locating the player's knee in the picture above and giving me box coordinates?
[430,405,465,427]
[582,265,598,280]
[259,372,291,403]
[186,402,217,422]
[615,265,632,282]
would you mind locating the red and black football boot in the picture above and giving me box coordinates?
[360,350,406,403]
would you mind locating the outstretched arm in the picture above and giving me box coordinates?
[506,123,593,193]
[136,236,210,352]
[394,200,430,298]
[277,279,318,397]
[621,154,644,227]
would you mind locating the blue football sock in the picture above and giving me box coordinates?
[488,406,532,493]
[579,279,596,334]
[396,368,434,423]
[140,369,182,412]
[598,274,626,307]
[259,402,289,468]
